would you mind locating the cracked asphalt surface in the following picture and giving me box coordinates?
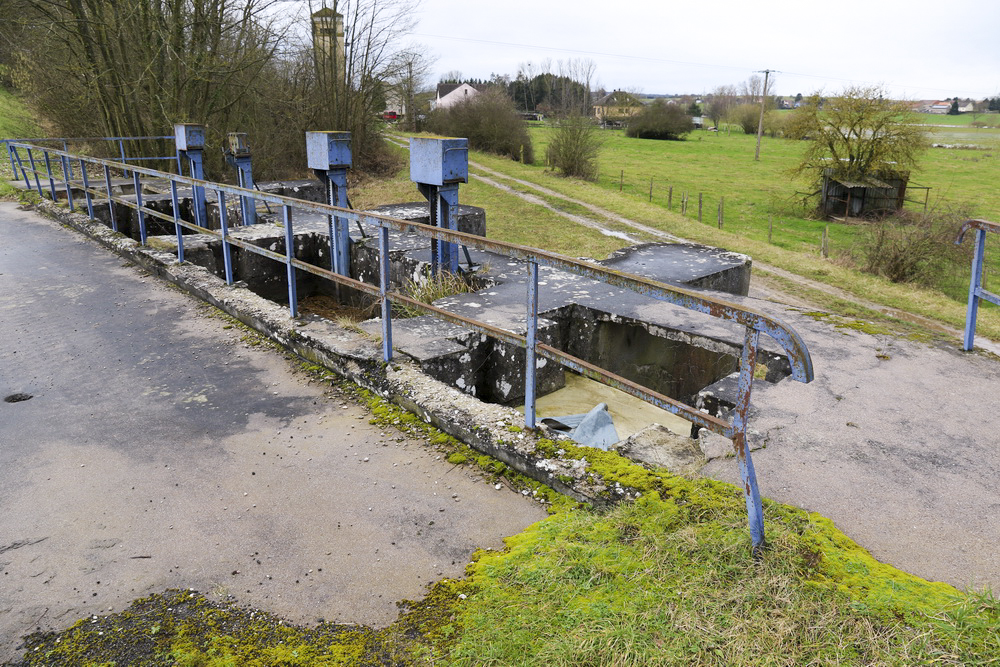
[0,202,547,663]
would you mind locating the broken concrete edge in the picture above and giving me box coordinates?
[33,198,685,507]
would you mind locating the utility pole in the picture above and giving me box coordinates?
[754,69,776,161]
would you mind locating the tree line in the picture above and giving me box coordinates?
[0,0,425,178]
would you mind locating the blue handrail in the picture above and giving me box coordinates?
[7,140,814,552]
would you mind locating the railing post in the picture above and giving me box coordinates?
[60,154,75,212]
[171,180,184,263]
[132,171,146,244]
[103,164,118,232]
[219,190,234,285]
[282,204,297,317]
[79,158,94,219]
[439,185,460,274]
[61,140,72,180]
[26,148,43,197]
[43,150,57,201]
[13,146,31,191]
[732,326,766,554]
[379,221,393,362]
[5,141,15,174]
[964,228,987,351]
[524,260,539,429]
[119,139,128,177]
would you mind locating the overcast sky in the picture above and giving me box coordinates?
[409,0,999,100]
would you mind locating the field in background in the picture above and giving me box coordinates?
[523,124,1000,303]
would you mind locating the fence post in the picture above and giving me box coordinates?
[524,260,539,429]
[4,141,15,174]
[218,190,234,285]
[379,221,393,362]
[768,215,773,243]
[171,180,184,263]
[283,204,298,318]
[734,326,766,554]
[79,158,94,219]
[648,177,653,202]
[132,171,146,245]
[43,151,57,201]
[13,147,31,192]
[668,186,673,210]
[619,170,623,192]
[103,164,117,232]
[26,148,42,197]
[698,193,703,222]
[963,228,987,351]
[60,155,75,212]
[821,226,829,258]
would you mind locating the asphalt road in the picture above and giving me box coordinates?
[0,202,547,662]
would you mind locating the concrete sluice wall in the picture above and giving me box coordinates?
[84,183,781,439]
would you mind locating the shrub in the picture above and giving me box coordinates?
[546,115,601,180]
[625,100,694,140]
[730,103,761,135]
[426,88,534,163]
[852,207,973,288]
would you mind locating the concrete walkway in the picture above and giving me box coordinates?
[704,308,1000,591]
[0,202,547,662]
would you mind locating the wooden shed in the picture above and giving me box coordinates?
[820,168,909,219]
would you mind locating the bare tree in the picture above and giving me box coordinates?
[386,46,435,131]
[707,84,738,128]
[8,0,291,142]
[741,74,765,104]
[307,0,418,169]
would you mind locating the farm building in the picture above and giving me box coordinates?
[820,168,910,218]
[593,90,642,125]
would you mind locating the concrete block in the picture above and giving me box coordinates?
[614,424,705,472]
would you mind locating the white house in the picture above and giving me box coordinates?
[431,83,484,110]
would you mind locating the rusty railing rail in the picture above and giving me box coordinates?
[8,140,814,552]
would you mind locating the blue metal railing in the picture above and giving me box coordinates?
[7,140,814,552]
[3,135,180,176]
[956,219,1000,351]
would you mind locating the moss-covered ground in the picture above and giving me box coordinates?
[10,382,1000,665]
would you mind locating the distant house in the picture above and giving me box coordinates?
[431,83,486,110]
[593,90,642,125]
[383,91,406,119]
[959,99,976,113]
[927,101,952,114]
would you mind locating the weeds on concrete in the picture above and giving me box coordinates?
[394,271,476,318]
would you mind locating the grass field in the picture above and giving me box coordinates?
[0,87,40,139]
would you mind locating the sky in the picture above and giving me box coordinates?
[408,0,1000,101]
